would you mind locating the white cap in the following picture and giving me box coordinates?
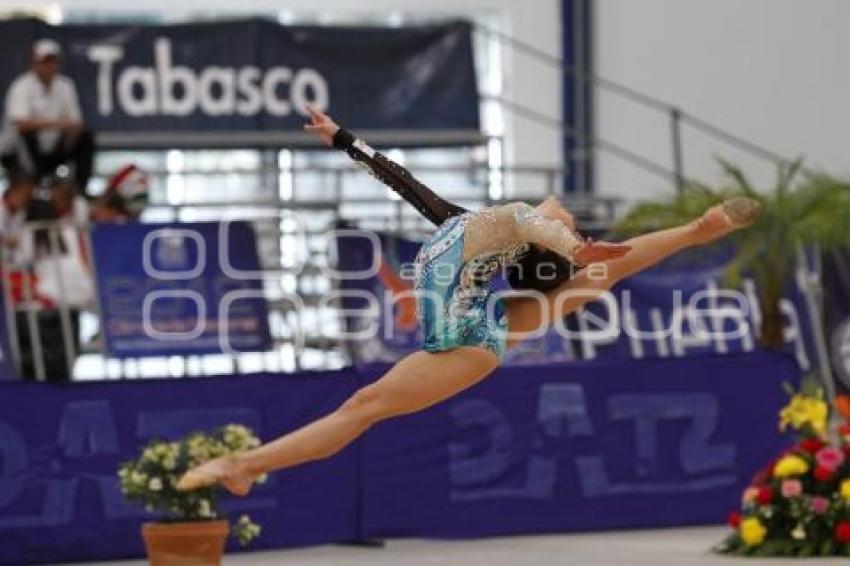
[33,39,62,61]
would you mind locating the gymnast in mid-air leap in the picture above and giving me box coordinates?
[177,106,761,495]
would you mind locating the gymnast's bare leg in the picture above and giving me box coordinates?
[176,196,757,496]
[185,347,500,495]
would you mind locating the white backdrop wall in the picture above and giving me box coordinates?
[2,0,565,199]
[595,0,850,203]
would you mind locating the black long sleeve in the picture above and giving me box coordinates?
[331,128,574,292]
[332,128,467,227]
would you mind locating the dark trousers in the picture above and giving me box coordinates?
[15,309,80,382]
[2,130,95,193]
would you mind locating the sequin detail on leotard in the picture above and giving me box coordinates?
[414,212,528,359]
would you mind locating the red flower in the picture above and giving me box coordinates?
[727,511,742,528]
[799,438,826,454]
[814,465,834,482]
[756,486,774,505]
[835,522,850,543]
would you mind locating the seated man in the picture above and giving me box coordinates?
[2,39,94,194]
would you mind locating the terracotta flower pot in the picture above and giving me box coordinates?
[142,520,229,566]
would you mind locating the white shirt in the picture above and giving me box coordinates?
[0,201,27,265]
[35,198,93,307]
[0,202,25,239]
[5,71,82,153]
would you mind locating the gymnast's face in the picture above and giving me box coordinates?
[536,196,576,231]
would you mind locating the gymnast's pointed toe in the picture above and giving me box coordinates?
[175,468,213,492]
[177,456,255,496]
[721,197,763,228]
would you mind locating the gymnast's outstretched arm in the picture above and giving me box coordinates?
[331,128,467,227]
[304,104,580,292]
[304,106,466,227]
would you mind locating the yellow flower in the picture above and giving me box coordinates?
[740,517,767,546]
[841,479,850,501]
[779,395,828,437]
[773,455,809,478]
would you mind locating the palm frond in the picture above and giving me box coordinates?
[716,158,759,198]
[616,188,723,236]
[787,177,850,248]
[616,158,850,349]
[721,234,762,289]
[775,157,804,199]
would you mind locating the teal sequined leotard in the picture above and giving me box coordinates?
[414,212,528,359]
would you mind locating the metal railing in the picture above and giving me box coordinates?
[5,162,621,382]
[473,21,804,192]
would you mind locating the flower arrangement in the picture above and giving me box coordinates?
[118,424,264,546]
[716,380,850,557]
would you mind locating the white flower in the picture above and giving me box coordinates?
[148,477,163,491]
[131,471,147,486]
[198,499,213,518]
[223,425,258,451]
[227,424,249,436]
[233,514,261,545]
[792,524,806,540]
[188,436,214,461]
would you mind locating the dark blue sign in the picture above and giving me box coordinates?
[336,231,818,371]
[0,352,797,563]
[359,352,797,538]
[0,369,359,565]
[90,221,271,357]
[0,18,480,147]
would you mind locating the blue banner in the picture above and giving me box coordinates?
[0,19,480,147]
[359,352,797,538]
[90,221,271,357]
[0,352,798,563]
[0,369,360,565]
[335,231,818,371]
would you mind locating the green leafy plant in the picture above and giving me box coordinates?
[118,424,264,546]
[617,160,850,348]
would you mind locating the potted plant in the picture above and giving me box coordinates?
[118,424,264,566]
